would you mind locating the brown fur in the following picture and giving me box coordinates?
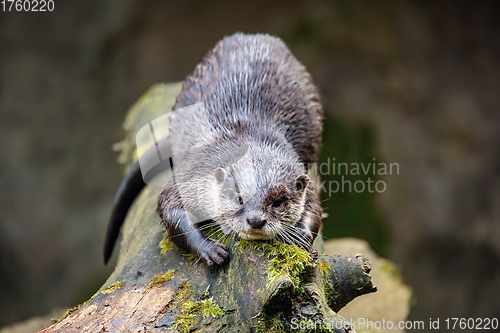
[156,33,324,266]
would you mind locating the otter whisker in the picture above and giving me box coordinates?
[281,225,311,249]
[169,221,220,237]
[283,223,320,240]
[275,225,296,246]
[220,230,234,245]
[277,229,299,248]
[288,228,312,249]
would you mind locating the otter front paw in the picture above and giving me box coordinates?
[196,239,229,266]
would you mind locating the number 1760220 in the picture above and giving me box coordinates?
[2,0,54,12]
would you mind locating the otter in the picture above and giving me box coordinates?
[104,33,323,266]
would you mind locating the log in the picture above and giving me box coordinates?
[41,84,376,333]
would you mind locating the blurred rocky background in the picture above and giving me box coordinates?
[0,0,499,330]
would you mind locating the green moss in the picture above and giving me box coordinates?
[101,281,125,294]
[325,286,342,310]
[254,313,286,333]
[319,258,333,306]
[237,240,313,289]
[319,258,331,277]
[148,269,177,288]
[159,232,174,254]
[175,279,192,300]
[201,285,211,300]
[52,303,84,324]
[181,252,196,263]
[172,298,225,332]
[239,241,339,332]
[168,279,225,332]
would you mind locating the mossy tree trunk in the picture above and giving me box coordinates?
[41,84,376,333]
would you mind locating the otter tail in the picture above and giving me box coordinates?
[104,138,172,264]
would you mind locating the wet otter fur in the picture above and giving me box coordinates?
[104,33,323,266]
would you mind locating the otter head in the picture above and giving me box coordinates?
[211,141,309,244]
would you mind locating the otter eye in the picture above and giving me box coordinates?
[235,195,244,205]
[272,197,287,208]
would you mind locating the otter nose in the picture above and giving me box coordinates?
[247,218,266,229]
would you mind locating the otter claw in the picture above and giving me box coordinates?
[199,240,229,266]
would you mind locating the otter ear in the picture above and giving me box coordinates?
[295,174,310,193]
[214,167,226,183]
